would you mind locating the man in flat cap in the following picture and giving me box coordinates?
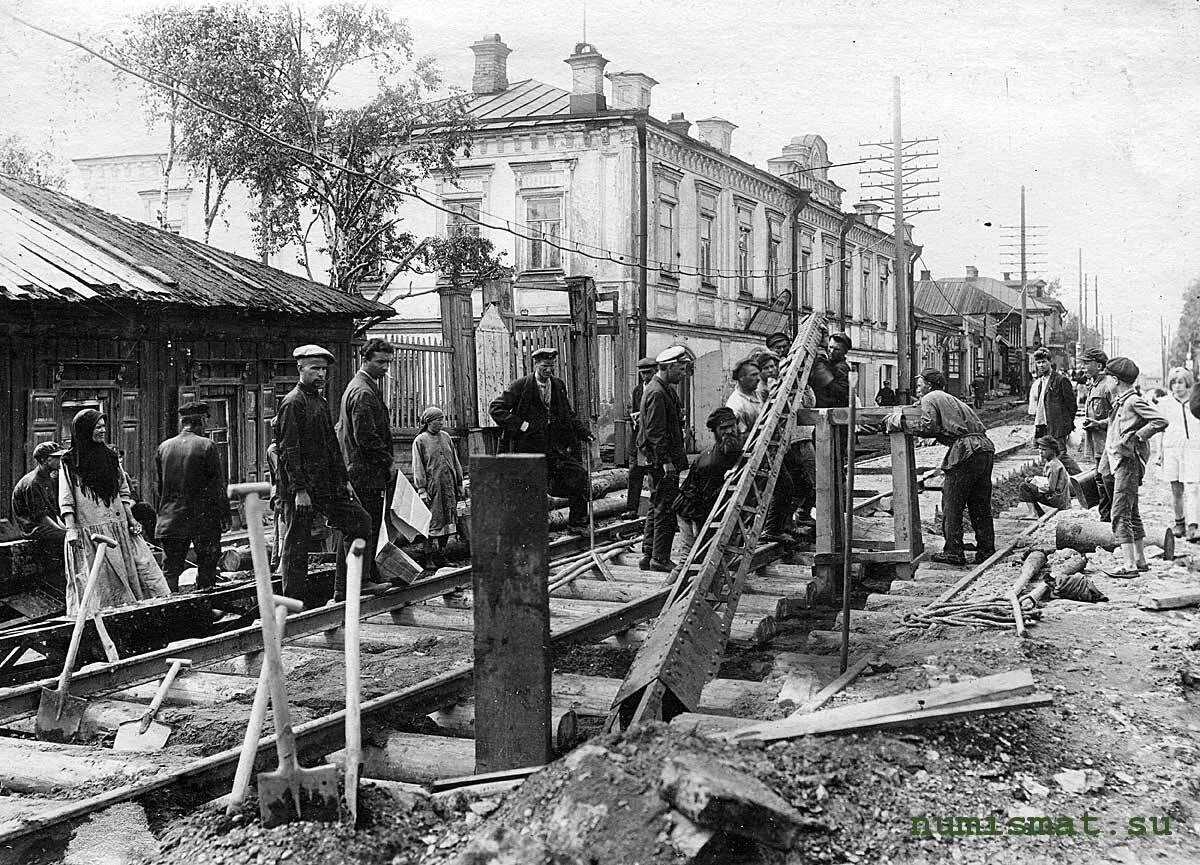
[673,405,742,560]
[155,401,229,592]
[11,441,69,584]
[637,345,692,570]
[623,356,659,518]
[338,337,396,585]
[810,331,852,408]
[489,346,594,534]
[1028,348,1081,474]
[1080,347,1115,519]
[276,345,378,605]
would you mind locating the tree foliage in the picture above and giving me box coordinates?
[1061,313,1103,354]
[115,2,502,294]
[1169,277,1200,368]
[0,135,67,189]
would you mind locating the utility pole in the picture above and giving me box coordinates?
[892,78,910,402]
[1077,249,1084,359]
[1019,185,1028,395]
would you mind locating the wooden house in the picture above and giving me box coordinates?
[0,175,393,521]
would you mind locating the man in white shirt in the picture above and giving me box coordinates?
[725,359,763,436]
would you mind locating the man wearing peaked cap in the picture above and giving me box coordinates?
[623,356,661,518]
[1080,346,1115,519]
[673,406,742,561]
[275,343,374,605]
[489,344,595,534]
[12,440,70,581]
[637,345,692,571]
[155,400,228,592]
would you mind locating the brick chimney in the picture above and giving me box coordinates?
[695,117,737,155]
[606,71,657,110]
[564,42,608,113]
[667,112,691,136]
[470,34,511,95]
[965,265,979,279]
[853,202,881,229]
[920,270,932,280]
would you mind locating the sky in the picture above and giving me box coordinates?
[3,0,1198,375]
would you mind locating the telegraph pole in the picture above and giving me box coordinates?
[1077,249,1084,358]
[892,77,911,402]
[1019,185,1028,395]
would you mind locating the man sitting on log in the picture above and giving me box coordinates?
[887,368,995,566]
[10,441,69,588]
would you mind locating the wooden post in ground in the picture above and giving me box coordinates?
[471,455,552,772]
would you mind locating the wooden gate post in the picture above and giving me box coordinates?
[471,454,552,772]
[438,278,478,435]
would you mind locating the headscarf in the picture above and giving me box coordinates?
[420,406,445,433]
[64,409,120,506]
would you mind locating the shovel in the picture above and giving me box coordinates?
[229,482,340,827]
[36,533,116,742]
[113,657,191,751]
[344,538,366,826]
[579,446,613,581]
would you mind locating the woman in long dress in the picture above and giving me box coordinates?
[412,406,463,570]
[59,409,170,612]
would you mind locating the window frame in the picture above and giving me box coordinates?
[656,176,680,280]
[766,217,783,300]
[736,205,754,297]
[522,194,564,272]
[445,198,483,239]
[878,258,891,327]
[697,190,718,291]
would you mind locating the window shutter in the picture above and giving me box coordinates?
[26,389,60,472]
[119,390,143,488]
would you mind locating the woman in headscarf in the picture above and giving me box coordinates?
[59,409,170,612]
[411,406,464,570]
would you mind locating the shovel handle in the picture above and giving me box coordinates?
[139,658,191,733]
[57,536,115,701]
[227,604,288,814]
[344,539,365,824]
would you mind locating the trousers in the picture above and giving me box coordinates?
[548,455,589,526]
[625,462,649,514]
[1110,456,1145,544]
[641,467,679,563]
[161,533,222,590]
[942,450,995,557]
[349,481,387,582]
[280,491,372,605]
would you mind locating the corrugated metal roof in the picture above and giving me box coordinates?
[914,277,1053,318]
[466,79,570,121]
[0,174,392,318]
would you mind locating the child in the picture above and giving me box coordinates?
[1157,367,1200,540]
[1098,357,1168,577]
[1016,435,1072,518]
[412,406,464,571]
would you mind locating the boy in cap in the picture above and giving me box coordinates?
[155,400,230,592]
[637,345,691,570]
[489,346,594,534]
[1080,347,1115,518]
[1098,357,1168,577]
[672,406,743,562]
[11,441,69,583]
[623,356,659,518]
[276,345,380,604]
[1015,435,1072,518]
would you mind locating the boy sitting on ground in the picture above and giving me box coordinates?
[1016,435,1072,518]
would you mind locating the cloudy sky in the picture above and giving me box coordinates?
[3,0,1197,374]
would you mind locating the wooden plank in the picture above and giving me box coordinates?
[791,655,871,714]
[1138,589,1200,611]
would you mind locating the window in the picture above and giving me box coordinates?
[800,245,812,308]
[861,256,872,320]
[767,219,782,299]
[524,196,562,270]
[447,199,482,238]
[737,207,753,296]
[657,178,679,277]
[878,260,890,326]
[823,255,834,313]
[698,192,717,288]
[947,350,960,376]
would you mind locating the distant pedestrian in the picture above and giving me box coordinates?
[1157,367,1200,541]
[276,344,376,606]
[1098,357,1168,577]
[972,375,986,410]
[60,409,170,612]
[673,406,743,558]
[1016,435,1072,518]
[412,406,464,570]
[875,380,898,407]
[489,346,594,535]
[155,401,230,592]
[337,337,396,588]
[623,356,658,518]
[886,368,995,566]
[1028,348,1082,474]
[11,441,69,589]
[1080,348,1115,519]
[637,345,691,572]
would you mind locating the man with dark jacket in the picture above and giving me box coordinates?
[810,332,852,408]
[11,441,69,587]
[155,401,229,592]
[489,346,593,533]
[276,344,378,606]
[674,406,742,554]
[1028,348,1081,474]
[638,345,692,571]
[1080,348,1115,519]
[338,337,395,584]
[623,356,658,517]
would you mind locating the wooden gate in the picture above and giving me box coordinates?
[381,338,457,436]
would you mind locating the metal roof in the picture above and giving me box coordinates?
[467,79,570,121]
[914,277,1053,318]
[0,174,392,319]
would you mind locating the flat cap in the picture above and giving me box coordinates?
[829,332,852,350]
[531,346,559,360]
[1105,356,1139,383]
[636,356,658,371]
[33,441,67,460]
[1081,348,1109,366]
[177,400,209,418]
[293,344,335,362]
[706,406,736,430]
[655,345,690,365]
[766,331,791,348]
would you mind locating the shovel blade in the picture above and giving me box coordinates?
[257,764,341,828]
[113,718,172,752]
[35,688,87,743]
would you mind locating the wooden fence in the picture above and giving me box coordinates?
[380,337,457,434]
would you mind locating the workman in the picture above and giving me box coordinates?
[886,368,995,566]
[637,345,691,572]
[155,401,230,592]
[623,356,658,518]
[810,332,852,408]
[766,331,818,536]
[11,441,69,584]
[673,406,743,558]
[337,337,397,589]
[489,346,594,535]
[275,344,376,606]
[1080,348,1115,519]
[1028,348,1082,474]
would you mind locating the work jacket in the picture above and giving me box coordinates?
[1083,376,1115,455]
[638,375,688,472]
[337,370,394,490]
[1101,387,1168,472]
[489,373,589,459]
[276,383,347,499]
[155,431,226,538]
[907,388,995,471]
[674,442,738,523]
[1032,371,1077,438]
[810,354,850,408]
